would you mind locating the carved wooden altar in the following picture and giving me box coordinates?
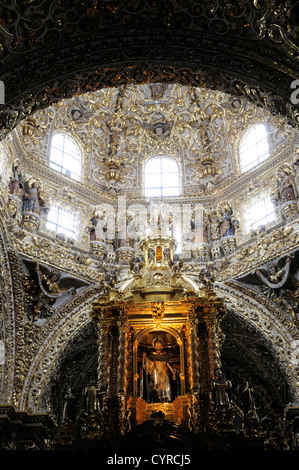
[90,227,227,440]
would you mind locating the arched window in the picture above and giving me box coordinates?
[243,193,276,233]
[50,133,82,181]
[239,123,269,173]
[144,156,180,197]
[46,204,78,238]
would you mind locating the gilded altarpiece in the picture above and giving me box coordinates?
[90,230,227,440]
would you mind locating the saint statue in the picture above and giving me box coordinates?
[62,387,77,423]
[90,209,107,242]
[277,164,298,204]
[82,380,102,414]
[142,337,178,403]
[22,179,45,214]
[217,202,235,238]
[240,381,258,419]
[212,369,232,409]
[8,161,24,195]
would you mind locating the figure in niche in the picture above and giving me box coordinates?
[212,369,232,409]
[8,161,24,195]
[148,248,155,263]
[276,164,298,204]
[149,199,173,235]
[217,202,236,238]
[126,213,137,247]
[25,297,54,322]
[90,209,107,242]
[164,247,171,262]
[127,212,143,246]
[208,208,221,242]
[141,337,179,403]
[255,256,299,314]
[62,387,77,423]
[117,214,134,248]
[22,178,46,214]
[150,84,167,100]
[82,380,102,414]
[239,381,258,420]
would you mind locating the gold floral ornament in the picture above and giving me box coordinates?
[151,301,165,326]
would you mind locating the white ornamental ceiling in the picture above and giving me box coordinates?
[11,83,296,199]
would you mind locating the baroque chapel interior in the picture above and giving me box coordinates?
[0,1,299,453]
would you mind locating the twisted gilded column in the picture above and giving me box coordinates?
[207,314,226,379]
[97,320,110,394]
[117,321,127,395]
[187,315,200,393]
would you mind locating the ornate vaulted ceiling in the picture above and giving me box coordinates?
[11,83,294,198]
[0,0,299,139]
[0,1,299,450]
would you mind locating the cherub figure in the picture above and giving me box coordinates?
[25,297,54,322]
[255,256,299,314]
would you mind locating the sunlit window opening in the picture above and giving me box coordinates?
[50,133,81,181]
[144,156,180,198]
[174,224,182,254]
[47,205,77,238]
[244,194,276,232]
[239,123,269,173]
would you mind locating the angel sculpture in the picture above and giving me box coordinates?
[22,178,46,214]
[255,256,299,314]
[37,262,93,301]
[22,259,90,306]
